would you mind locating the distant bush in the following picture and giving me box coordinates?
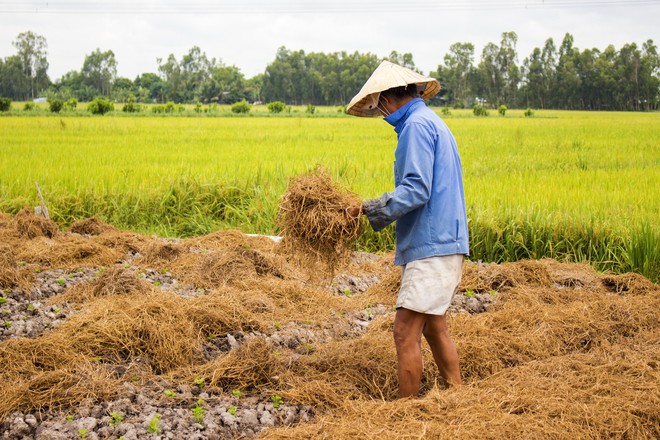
[23,102,36,111]
[231,100,252,114]
[0,97,12,111]
[306,104,316,114]
[122,94,140,113]
[87,97,114,115]
[337,105,346,113]
[441,107,451,115]
[152,105,164,114]
[194,102,203,113]
[473,105,489,117]
[177,104,185,113]
[63,98,78,111]
[164,101,176,113]
[48,99,64,113]
[498,105,508,116]
[524,108,535,117]
[267,101,286,114]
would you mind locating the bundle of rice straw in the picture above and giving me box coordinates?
[14,207,59,239]
[277,168,362,271]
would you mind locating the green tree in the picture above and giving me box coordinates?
[263,46,296,104]
[134,72,164,102]
[439,42,475,106]
[497,31,520,106]
[521,39,556,109]
[639,40,660,110]
[158,47,221,103]
[207,65,247,104]
[157,53,183,102]
[0,97,11,111]
[112,77,134,102]
[553,33,581,109]
[267,101,286,113]
[388,50,416,70]
[88,97,114,114]
[0,56,27,100]
[477,42,500,106]
[261,47,379,106]
[12,31,50,100]
[180,46,215,102]
[521,48,543,108]
[48,98,63,113]
[81,49,117,97]
[245,74,264,103]
[231,99,251,113]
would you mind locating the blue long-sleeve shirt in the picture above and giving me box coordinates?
[363,98,469,265]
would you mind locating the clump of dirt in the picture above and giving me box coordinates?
[277,168,362,273]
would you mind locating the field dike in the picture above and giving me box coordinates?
[0,210,658,439]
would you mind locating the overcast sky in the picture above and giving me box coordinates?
[1,0,659,81]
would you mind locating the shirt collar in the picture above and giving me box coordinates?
[383,97,424,132]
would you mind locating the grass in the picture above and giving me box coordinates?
[0,109,658,280]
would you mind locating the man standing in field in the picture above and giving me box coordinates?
[346,61,469,398]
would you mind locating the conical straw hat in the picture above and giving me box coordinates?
[346,60,440,117]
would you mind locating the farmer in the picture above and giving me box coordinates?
[346,61,469,398]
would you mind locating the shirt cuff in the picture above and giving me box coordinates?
[363,194,392,232]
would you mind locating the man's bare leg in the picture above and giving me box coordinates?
[393,308,427,397]
[422,314,462,386]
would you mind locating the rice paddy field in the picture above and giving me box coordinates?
[0,107,659,438]
[0,108,658,281]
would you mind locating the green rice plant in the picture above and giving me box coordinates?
[271,395,283,409]
[191,400,206,424]
[0,111,657,279]
[147,414,161,434]
[625,221,659,282]
[109,412,124,426]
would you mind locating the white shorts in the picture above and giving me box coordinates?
[397,254,464,315]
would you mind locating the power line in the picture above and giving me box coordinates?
[1,0,659,14]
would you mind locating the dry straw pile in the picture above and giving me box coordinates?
[0,209,658,439]
[277,168,362,272]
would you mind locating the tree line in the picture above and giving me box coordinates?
[1,30,658,111]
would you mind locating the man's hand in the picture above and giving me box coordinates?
[346,204,362,218]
